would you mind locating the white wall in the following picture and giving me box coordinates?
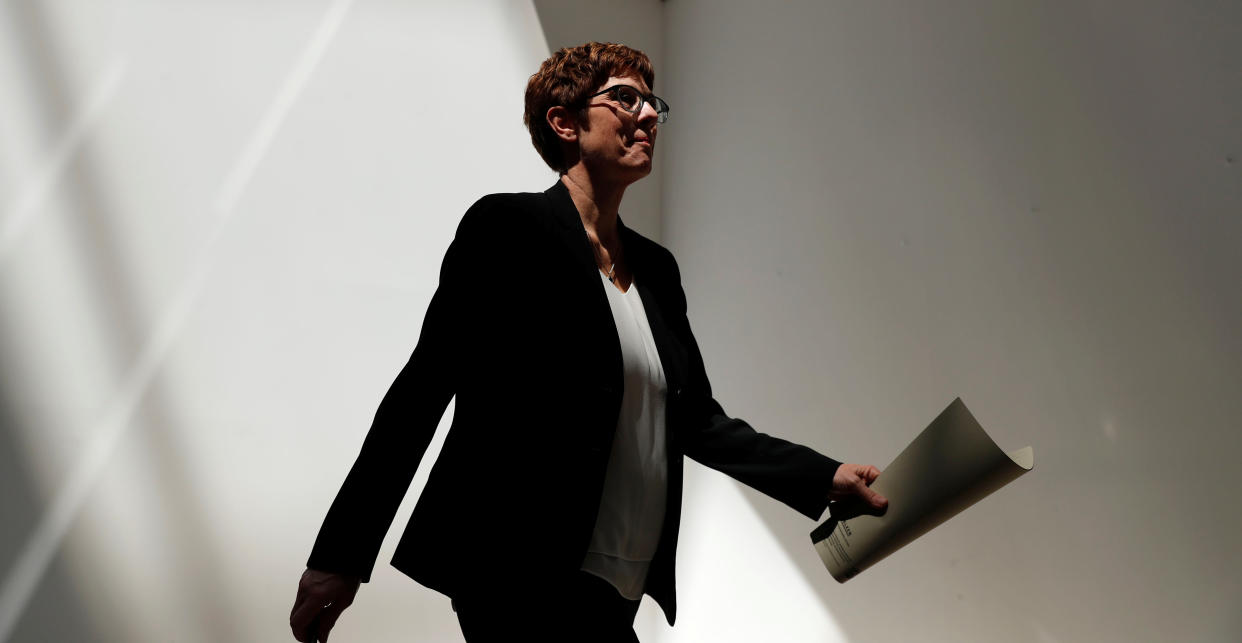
[0,1,554,640]
[661,1,1241,641]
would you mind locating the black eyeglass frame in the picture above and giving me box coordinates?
[582,84,670,124]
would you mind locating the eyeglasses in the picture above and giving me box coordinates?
[584,85,670,124]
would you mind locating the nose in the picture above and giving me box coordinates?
[636,98,660,126]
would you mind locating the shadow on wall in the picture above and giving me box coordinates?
[532,0,661,54]
[0,369,100,641]
[0,2,241,640]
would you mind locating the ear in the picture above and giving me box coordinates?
[546,105,580,143]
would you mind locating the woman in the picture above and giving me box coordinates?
[289,42,886,642]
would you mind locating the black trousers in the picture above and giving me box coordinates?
[452,571,642,642]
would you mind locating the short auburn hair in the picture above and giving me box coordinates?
[523,42,655,173]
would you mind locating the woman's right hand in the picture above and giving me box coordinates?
[289,568,361,642]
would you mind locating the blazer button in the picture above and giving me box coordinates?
[672,387,684,400]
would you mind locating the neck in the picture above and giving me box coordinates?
[560,169,625,245]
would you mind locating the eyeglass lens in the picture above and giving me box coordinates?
[611,86,669,123]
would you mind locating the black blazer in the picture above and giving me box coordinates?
[308,181,840,625]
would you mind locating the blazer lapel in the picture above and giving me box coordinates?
[542,181,624,395]
[542,181,599,275]
[542,180,688,402]
[621,221,688,400]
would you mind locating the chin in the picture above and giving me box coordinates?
[625,164,653,182]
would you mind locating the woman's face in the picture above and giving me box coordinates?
[576,75,660,184]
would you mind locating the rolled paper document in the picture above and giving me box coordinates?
[811,398,1034,582]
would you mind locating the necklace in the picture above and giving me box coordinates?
[589,237,619,283]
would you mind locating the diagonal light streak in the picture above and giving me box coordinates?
[0,58,127,263]
[214,0,356,220]
[0,1,355,639]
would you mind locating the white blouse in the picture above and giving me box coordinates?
[580,271,669,600]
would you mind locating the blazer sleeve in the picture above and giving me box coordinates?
[664,253,842,521]
[305,199,494,581]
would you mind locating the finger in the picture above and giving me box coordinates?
[860,465,881,484]
[292,584,308,621]
[290,613,310,643]
[318,604,346,643]
[305,611,321,643]
[317,598,352,640]
[290,601,322,640]
[855,482,888,510]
